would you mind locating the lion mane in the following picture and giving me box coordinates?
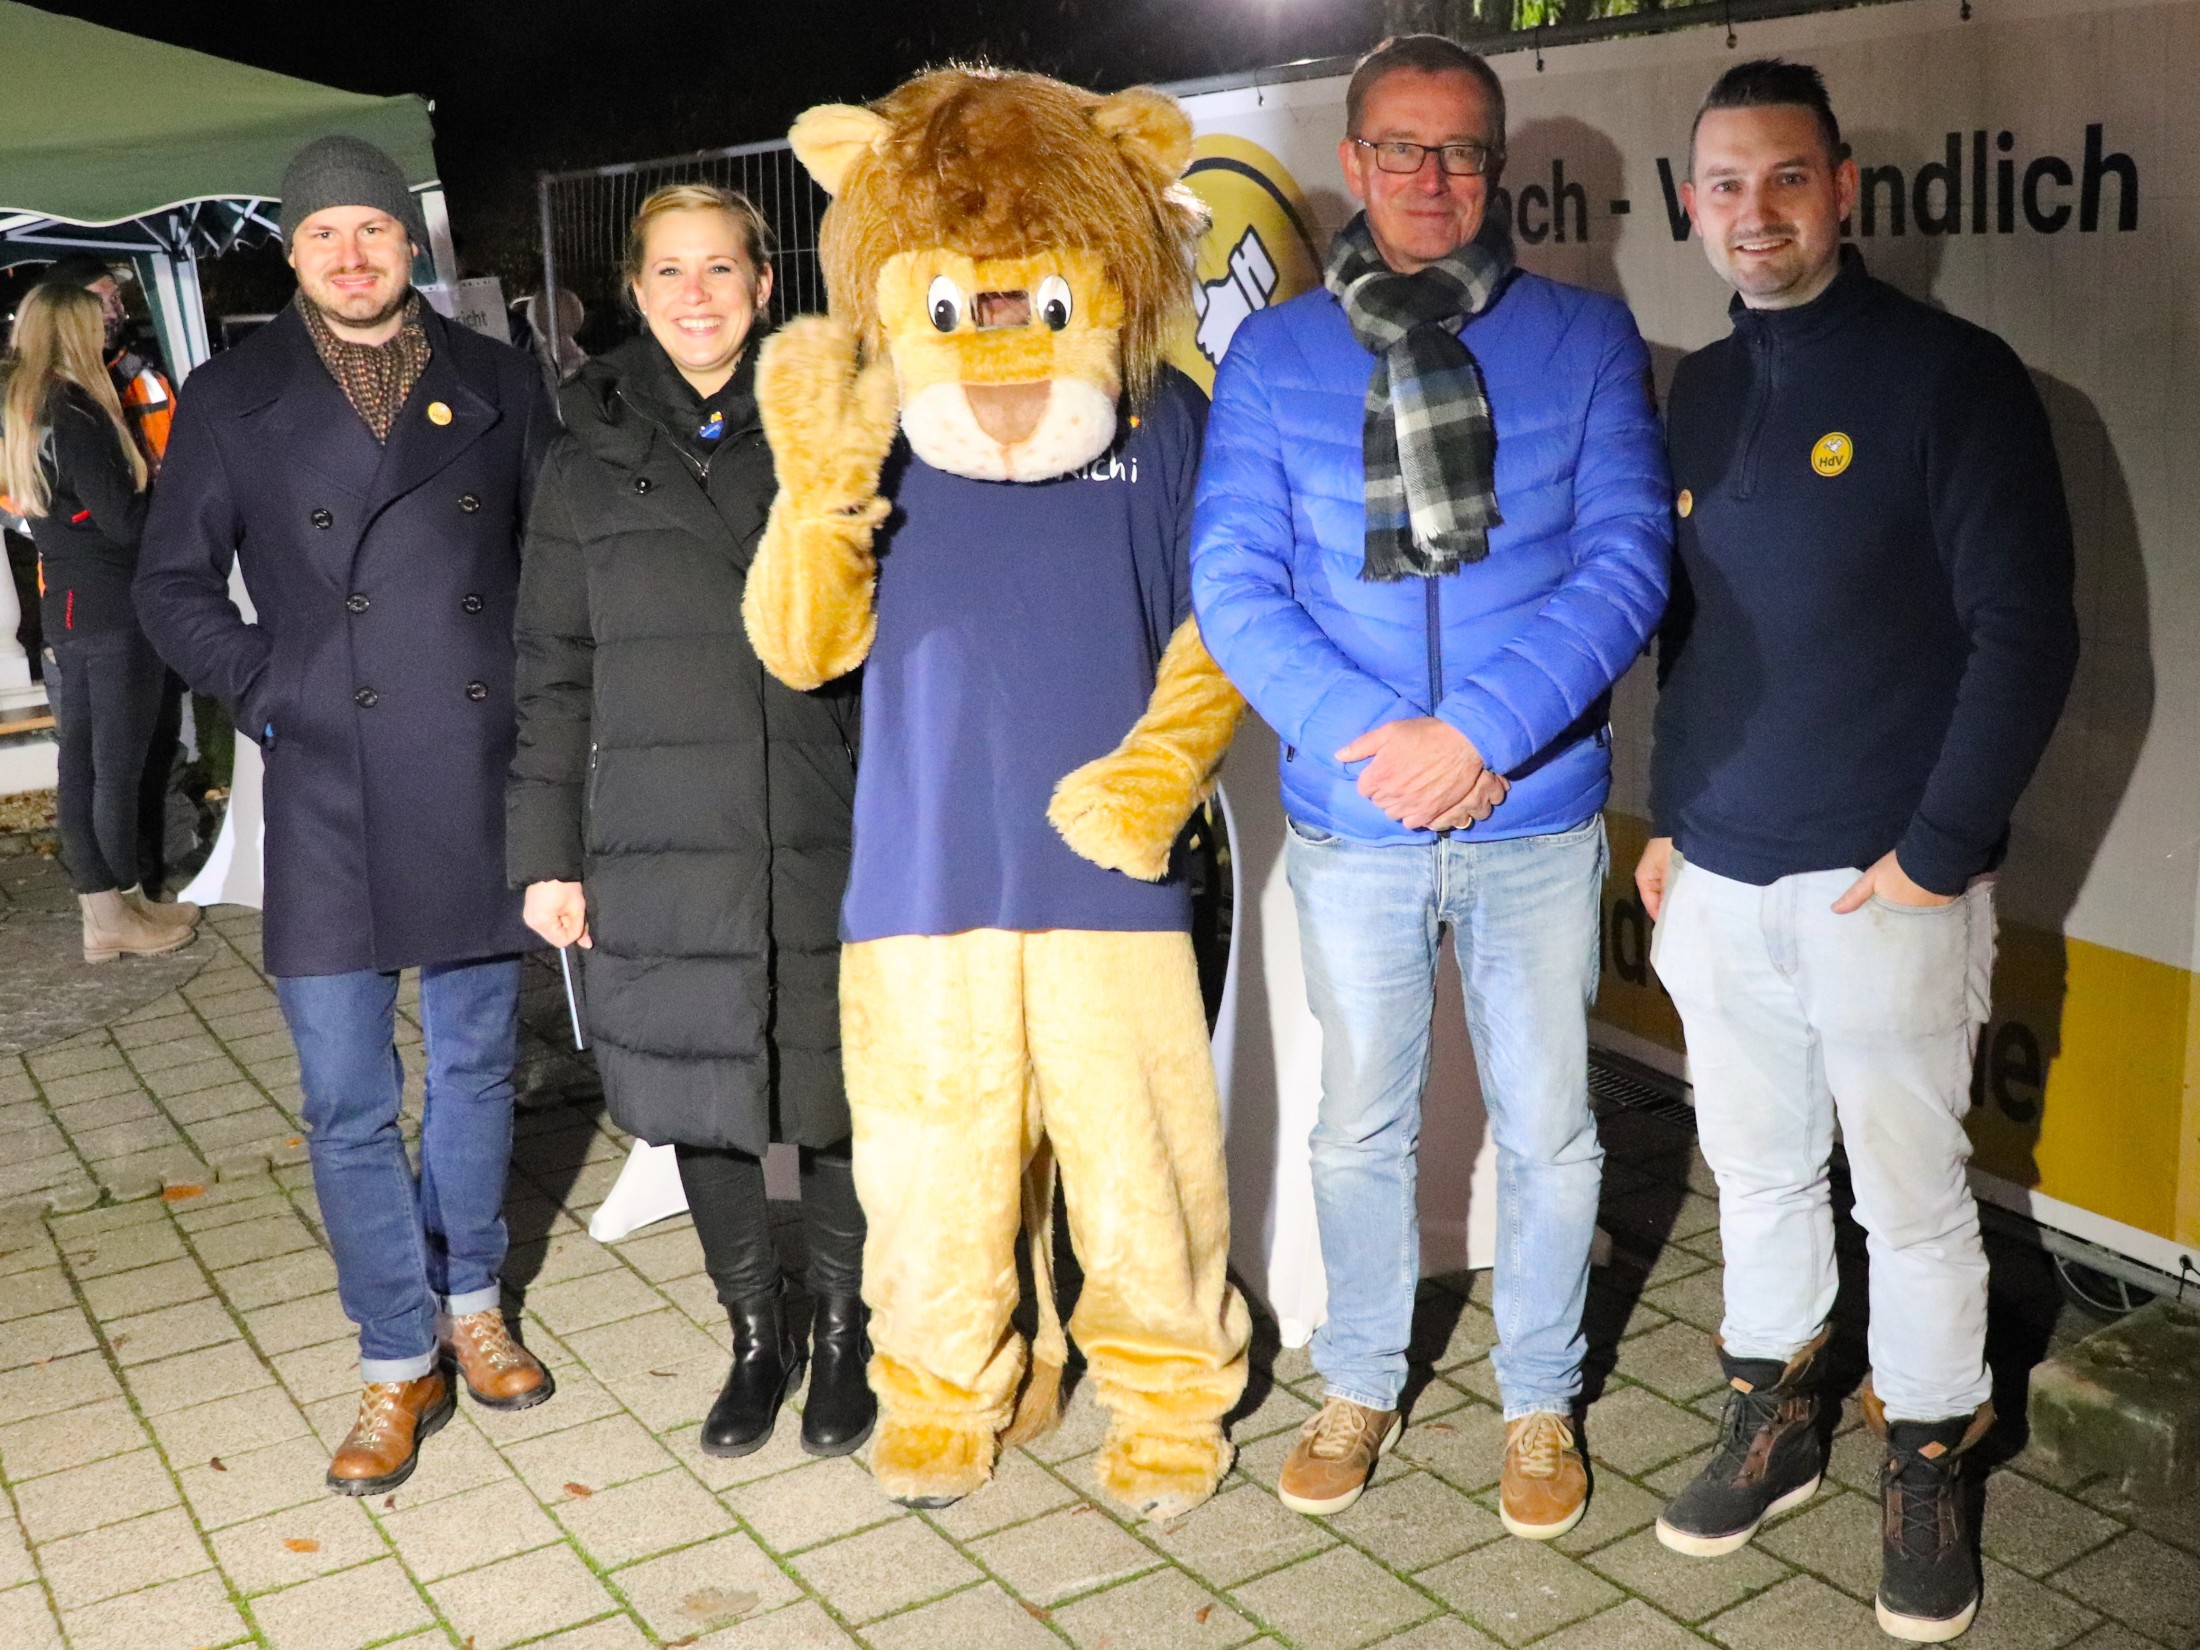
[810,67,1208,409]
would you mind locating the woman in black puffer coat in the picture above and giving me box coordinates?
[508,185,867,1460]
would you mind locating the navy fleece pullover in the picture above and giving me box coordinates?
[1651,251,2079,896]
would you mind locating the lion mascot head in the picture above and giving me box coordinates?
[788,67,1208,483]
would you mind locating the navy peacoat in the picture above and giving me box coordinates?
[136,302,556,977]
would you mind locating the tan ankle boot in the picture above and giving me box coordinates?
[122,886,200,932]
[326,1372,455,1495]
[80,889,195,963]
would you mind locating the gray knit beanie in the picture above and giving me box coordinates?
[280,135,429,249]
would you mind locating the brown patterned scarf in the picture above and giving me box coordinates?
[297,290,431,444]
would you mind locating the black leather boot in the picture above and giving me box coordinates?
[801,1295,876,1457]
[701,1290,805,1458]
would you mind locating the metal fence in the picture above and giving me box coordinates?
[532,0,1862,363]
[535,139,826,372]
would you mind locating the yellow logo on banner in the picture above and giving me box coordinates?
[1167,135,1323,393]
[1811,432,1853,476]
[1676,488,1693,518]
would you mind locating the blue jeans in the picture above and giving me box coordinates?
[1287,814,1606,1418]
[277,956,522,1381]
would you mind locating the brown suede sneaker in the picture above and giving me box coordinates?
[1501,1411,1589,1539]
[442,1309,554,1410]
[1277,1396,1401,1515]
[327,1372,455,1495]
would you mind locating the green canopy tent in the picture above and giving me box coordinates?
[0,3,451,830]
[0,0,451,377]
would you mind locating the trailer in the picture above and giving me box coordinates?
[1171,0,2200,1319]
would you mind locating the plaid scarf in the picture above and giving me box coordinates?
[1324,213,1512,581]
[297,290,431,444]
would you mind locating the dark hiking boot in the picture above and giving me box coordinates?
[701,1289,805,1458]
[1656,1331,1827,1557]
[801,1295,876,1456]
[1866,1385,1993,1642]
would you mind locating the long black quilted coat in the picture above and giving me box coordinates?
[507,338,856,1153]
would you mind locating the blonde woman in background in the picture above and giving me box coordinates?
[1,284,197,961]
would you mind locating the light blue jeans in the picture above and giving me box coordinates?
[277,957,522,1382]
[1650,855,1996,1421]
[1287,813,1607,1418]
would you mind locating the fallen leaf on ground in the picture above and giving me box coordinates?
[665,1638,700,1648]
[563,1482,594,1498]
[1195,1604,1214,1623]
[109,1334,129,1350]
[1422,1421,1456,1434]
[163,1184,205,1203]
[649,1369,676,1378]
[681,1587,758,1622]
[383,1495,397,1510]
[208,1456,226,1472]
[282,1537,319,1553]
[1021,1601,1053,1622]
[32,1355,51,1368]
[286,1136,304,1149]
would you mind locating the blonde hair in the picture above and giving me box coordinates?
[2,284,146,518]
[623,183,773,308]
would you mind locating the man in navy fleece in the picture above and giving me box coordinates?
[1638,61,2078,1644]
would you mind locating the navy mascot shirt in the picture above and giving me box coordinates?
[842,367,1206,942]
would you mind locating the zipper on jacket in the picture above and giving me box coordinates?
[585,742,600,822]
[1733,324,1776,502]
[1425,578,1448,838]
[615,387,717,485]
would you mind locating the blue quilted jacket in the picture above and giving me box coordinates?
[1191,274,1672,844]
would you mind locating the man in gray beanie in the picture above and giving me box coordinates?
[279,135,433,397]
[137,134,558,1496]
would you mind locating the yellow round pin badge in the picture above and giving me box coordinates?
[1811,432,1852,476]
[427,401,453,427]
[1676,488,1693,518]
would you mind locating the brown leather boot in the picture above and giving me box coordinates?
[80,889,194,963]
[442,1309,554,1411]
[1501,1411,1590,1539]
[327,1371,455,1495]
[123,886,201,932]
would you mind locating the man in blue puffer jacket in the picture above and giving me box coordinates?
[1192,34,1671,1534]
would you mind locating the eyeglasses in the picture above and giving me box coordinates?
[1349,137,1501,178]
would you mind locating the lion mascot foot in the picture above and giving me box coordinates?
[1094,1422,1235,1522]
[868,1415,1000,1509]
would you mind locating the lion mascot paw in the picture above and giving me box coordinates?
[869,1420,1000,1509]
[1097,1423,1237,1524]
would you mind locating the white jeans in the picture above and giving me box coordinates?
[1651,854,1996,1422]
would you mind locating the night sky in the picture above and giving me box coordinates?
[31,0,1384,289]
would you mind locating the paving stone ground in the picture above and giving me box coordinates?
[2,877,2196,1649]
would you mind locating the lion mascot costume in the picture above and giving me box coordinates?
[742,67,1252,1520]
